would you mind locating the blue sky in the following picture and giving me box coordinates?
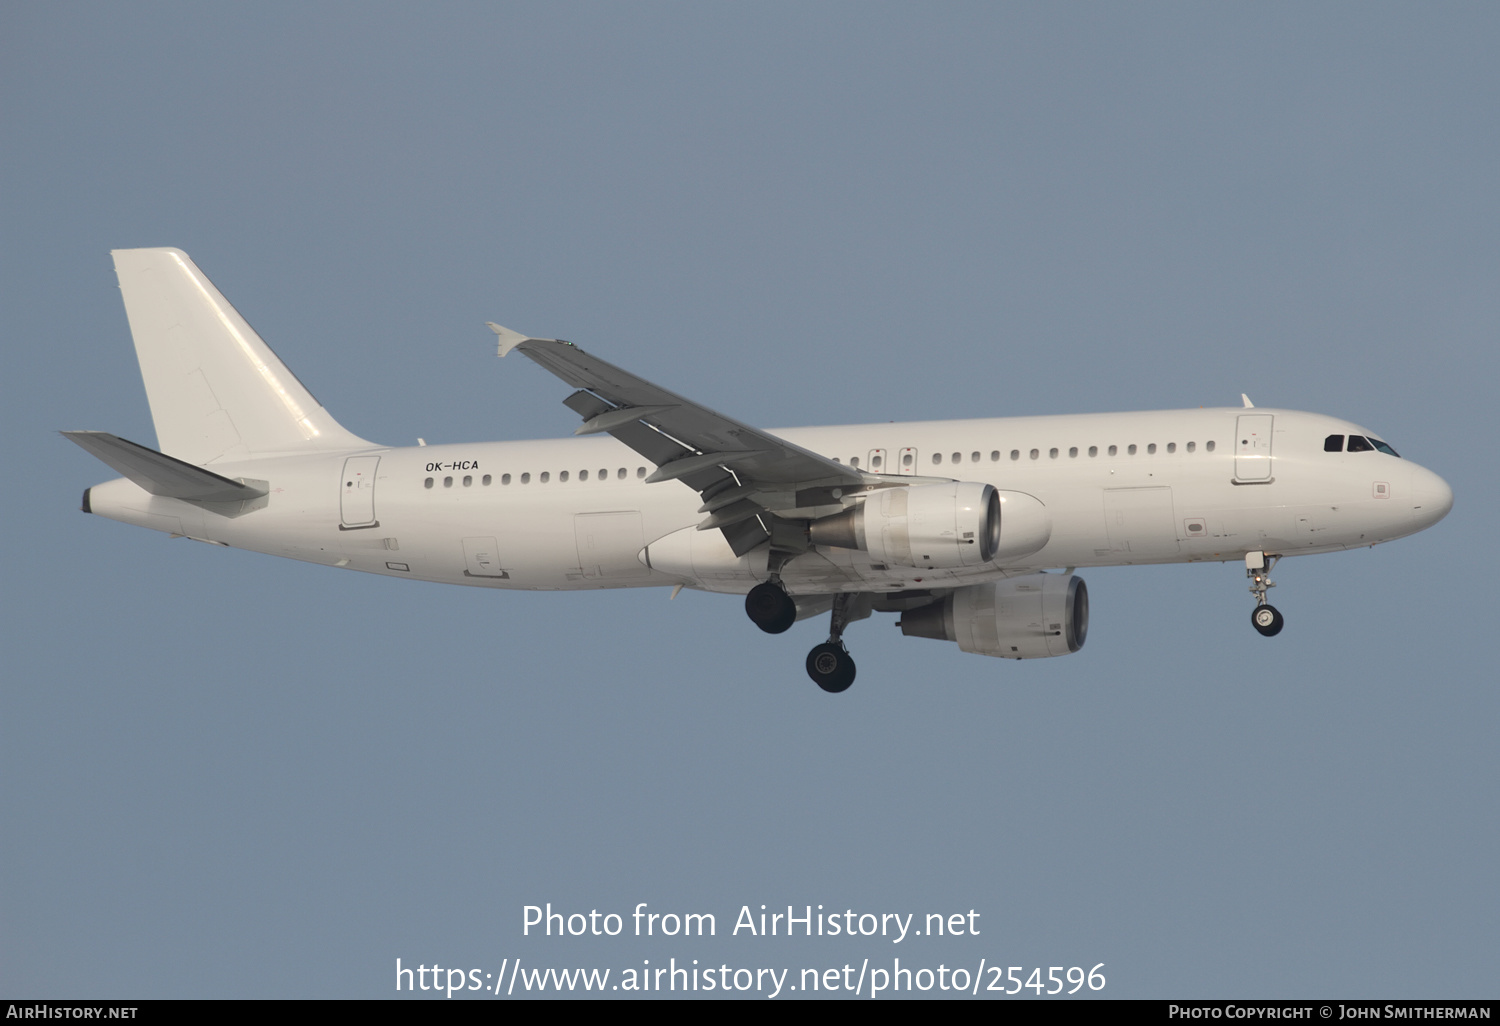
[3,2,1496,998]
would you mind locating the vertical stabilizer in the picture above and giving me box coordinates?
[111,248,373,464]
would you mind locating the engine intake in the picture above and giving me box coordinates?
[899,573,1088,659]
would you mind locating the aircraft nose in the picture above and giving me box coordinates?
[1409,464,1454,530]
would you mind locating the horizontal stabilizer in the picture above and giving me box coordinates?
[63,431,268,502]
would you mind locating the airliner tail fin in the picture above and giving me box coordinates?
[111,247,373,465]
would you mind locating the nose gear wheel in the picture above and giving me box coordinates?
[1252,604,1284,636]
[1246,553,1284,637]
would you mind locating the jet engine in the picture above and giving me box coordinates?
[898,572,1088,659]
[808,483,1050,569]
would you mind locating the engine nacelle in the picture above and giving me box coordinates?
[899,572,1088,659]
[808,482,998,569]
[809,484,1050,569]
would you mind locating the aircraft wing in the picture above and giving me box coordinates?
[490,326,872,556]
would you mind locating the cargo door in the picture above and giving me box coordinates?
[574,511,651,579]
[1103,487,1180,559]
[462,537,508,579]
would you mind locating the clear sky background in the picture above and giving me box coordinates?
[3,2,1496,999]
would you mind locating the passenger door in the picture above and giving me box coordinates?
[339,456,380,529]
[1234,414,1274,481]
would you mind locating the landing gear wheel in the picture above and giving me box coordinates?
[806,642,856,693]
[1251,604,1284,637]
[745,581,796,634]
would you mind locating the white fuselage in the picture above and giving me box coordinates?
[84,406,1452,597]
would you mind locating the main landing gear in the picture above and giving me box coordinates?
[744,580,870,693]
[1246,551,1284,637]
[806,643,855,693]
[806,593,871,694]
[745,579,796,634]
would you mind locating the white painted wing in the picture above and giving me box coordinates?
[492,329,869,555]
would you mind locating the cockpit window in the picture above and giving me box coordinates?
[1324,434,1344,452]
[1369,438,1400,457]
[1347,435,1374,453]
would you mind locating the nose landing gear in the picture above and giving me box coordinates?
[1246,551,1284,637]
[806,593,871,693]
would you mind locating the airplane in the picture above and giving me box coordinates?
[67,248,1454,692]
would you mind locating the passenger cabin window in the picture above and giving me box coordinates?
[1010,450,1020,461]
[1347,435,1373,453]
[932,453,942,465]
[1108,445,1117,456]
[1147,443,1157,454]
[1088,446,1098,457]
[990,450,1000,461]
[1325,434,1345,452]
[1186,441,1196,453]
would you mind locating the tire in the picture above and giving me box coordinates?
[806,642,856,693]
[745,581,796,634]
[1251,604,1284,637]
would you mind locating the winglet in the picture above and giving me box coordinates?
[1241,393,1255,408]
[487,322,534,358]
